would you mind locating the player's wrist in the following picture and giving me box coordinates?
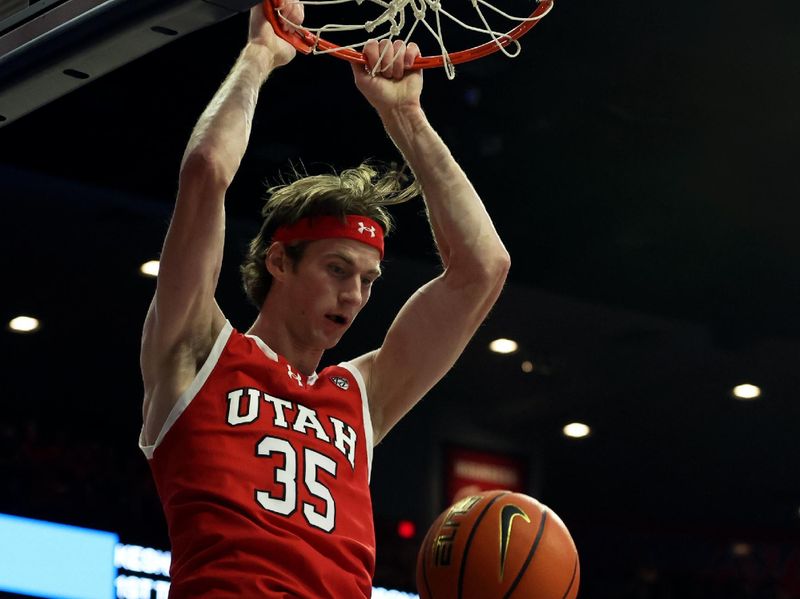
[244,40,275,61]
[243,41,290,76]
[380,103,427,134]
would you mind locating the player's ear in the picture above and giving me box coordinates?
[265,242,289,281]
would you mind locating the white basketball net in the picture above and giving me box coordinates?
[274,0,553,79]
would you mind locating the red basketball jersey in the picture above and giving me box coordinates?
[140,321,376,598]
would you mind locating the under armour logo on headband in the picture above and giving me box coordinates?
[358,222,376,238]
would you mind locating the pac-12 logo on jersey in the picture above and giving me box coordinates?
[330,376,349,391]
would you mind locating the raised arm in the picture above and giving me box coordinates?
[140,5,302,444]
[350,41,511,443]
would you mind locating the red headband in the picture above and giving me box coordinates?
[272,215,385,258]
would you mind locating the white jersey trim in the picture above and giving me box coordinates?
[337,361,373,482]
[245,332,279,362]
[246,333,319,386]
[139,320,234,460]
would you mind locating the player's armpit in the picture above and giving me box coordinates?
[140,155,229,443]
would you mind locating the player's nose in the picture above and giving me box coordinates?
[338,277,363,306]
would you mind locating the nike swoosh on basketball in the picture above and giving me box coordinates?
[499,503,531,580]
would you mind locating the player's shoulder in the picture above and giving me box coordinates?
[340,351,376,378]
[332,351,377,391]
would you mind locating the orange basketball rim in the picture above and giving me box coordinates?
[262,0,554,75]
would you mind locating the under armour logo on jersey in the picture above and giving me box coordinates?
[357,222,376,238]
[330,376,350,391]
[286,365,303,387]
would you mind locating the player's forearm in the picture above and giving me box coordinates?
[181,42,277,187]
[380,106,510,275]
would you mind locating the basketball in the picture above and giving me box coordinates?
[416,490,580,599]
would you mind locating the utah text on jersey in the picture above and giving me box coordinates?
[225,387,358,471]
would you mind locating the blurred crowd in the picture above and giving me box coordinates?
[1,415,798,598]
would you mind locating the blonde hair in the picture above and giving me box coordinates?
[241,162,419,308]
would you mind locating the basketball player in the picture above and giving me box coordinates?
[139,3,509,597]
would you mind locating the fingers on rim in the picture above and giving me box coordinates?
[288,1,305,31]
[363,38,418,77]
[406,42,421,68]
[391,40,406,79]
[274,0,302,31]
[378,39,394,75]
[363,39,380,72]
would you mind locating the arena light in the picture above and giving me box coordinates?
[0,513,118,599]
[397,520,417,539]
[732,384,761,400]
[562,422,591,439]
[489,338,518,354]
[0,514,420,599]
[521,360,534,373]
[373,588,419,599]
[8,315,40,333]
[731,542,752,557]
[139,260,160,277]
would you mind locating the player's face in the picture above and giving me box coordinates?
[285,238,382,349]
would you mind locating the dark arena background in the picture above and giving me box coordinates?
[1,0,800,597]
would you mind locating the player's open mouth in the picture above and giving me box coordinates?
[326,314,347,325]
